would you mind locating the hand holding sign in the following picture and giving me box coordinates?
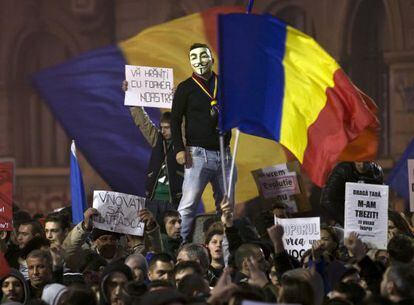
[83,208,99,231]
[138,209,156,232]
[220,198,233,228]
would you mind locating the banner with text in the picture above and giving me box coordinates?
[93,190,146,236]
[344,183,388,249]
[0,161,13,231]
[408,160,414,212]
[252,163,302,213]
[124,65,174,109]
[275,216,320,260]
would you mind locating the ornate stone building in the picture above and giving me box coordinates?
[1,0,413,214]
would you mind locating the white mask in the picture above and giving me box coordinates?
[189,47,213,76]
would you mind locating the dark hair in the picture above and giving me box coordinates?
[174,260,203,276]
[58,284,97,305]
[229,283,266,305]
[333,282,366,305]
[388,234,414,263]
[20,236,50,259]
[205,228,224,245]
[388,210,414,238]
[279,276,314,305]
[80,251,108,272]
[148,253,174,270]
[45,213,71,231]
[163,210,181,224]
[19,220,44,237]
[177,273,209,298]
[147,279,175,290]
[189,43,211,52]
[385,263,414,299]
[160,111,171,124]
[234,243,261,270]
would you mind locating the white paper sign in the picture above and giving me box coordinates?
[124,65,174,108]
[274,217,320,260]
[344,183,388,249]
[258,172,300,198]
[408,160,414,212]
[92,190,146,236]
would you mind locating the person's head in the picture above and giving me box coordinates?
[388,210,414,240]
[177,273,209,299]
[44,213,70,246]
[41,283,67,305]
[90,229,119,259]
[278,276,314,305]
[375,249,390,267]
[27,249,53,289]
[101,262,133,305]
[58,285,98,305]
[17,221,44,249]
[320,226,339,256]
[234,243,267,276]
[1,269,28,304]
[387,234,414,263]
[205,229,224,263]
[163,210,182,240]
[329,282,366,305]
[160,112,172,140]
[189,43,214,77]
[272,202,288,218]
[174,261,203,287]
[176,243,209,273]
[380,263,414,302]
[148,253,175,282]
[125,254,148,282]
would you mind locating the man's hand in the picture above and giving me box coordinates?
[311,240,325,262]
[138,209,156,231]
[246,257,269,288]
[176,151,186,165]
[267,224,285,254]
[220,197,233,228]
[122,80,128,92]
[207,268,239,305]
[50,245,64,268]
[83,208,99,231]
[344,232,367,262]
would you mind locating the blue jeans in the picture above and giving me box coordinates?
[178,146,236,242]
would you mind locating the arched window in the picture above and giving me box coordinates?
[11,32,71,167]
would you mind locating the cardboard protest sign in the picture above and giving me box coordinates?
[275,216,320,260]
[408,160,414,212]
[0,160,13,231]
[124,65,174,109]
[93,191,146,236]
[252,162,310,214]
[344,183,388,249]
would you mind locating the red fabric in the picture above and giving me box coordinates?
[0,161,13,231]
[0,251,10,278]
[302,69,379,187]
[201,6,245,52]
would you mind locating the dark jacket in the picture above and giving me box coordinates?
[320,162,383,226]
[171,73,231,153]
[145,135,183,207]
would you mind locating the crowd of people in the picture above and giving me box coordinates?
[1,43,414,305]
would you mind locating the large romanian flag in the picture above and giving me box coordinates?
[33,6,288,212]
[219,13,379,187]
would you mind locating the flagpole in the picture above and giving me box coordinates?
[227,129,240,198]
[219,135,228,195]
[246,0,255,13]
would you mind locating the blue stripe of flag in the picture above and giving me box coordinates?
[218,13,287,141]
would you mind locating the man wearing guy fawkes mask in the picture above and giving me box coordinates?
[171,43,236,243]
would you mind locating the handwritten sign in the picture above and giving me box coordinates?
[275,217,320,260]
[92,191,146,236]
[124,65,174,109]
[0,160,13,231]
[408,160,414,212]
[344,183,388,249]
